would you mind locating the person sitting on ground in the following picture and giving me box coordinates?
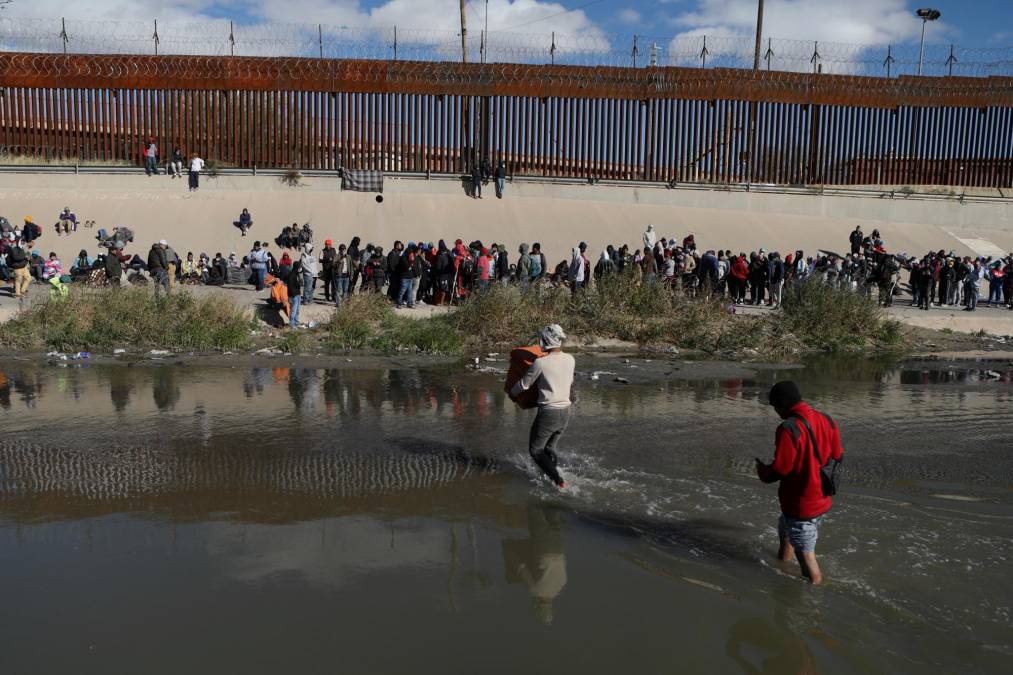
[28,249,45,282]
[70,249,94,279]
[234,208,253,237]
[197,253,211,284]
[56,207,78,236]
[21,216,41,246]
[180,252,200,283]
[207,253,228,286]
[42,251,68,298]
[226,252,245,285]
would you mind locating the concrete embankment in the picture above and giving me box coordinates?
[1,172,1011,265]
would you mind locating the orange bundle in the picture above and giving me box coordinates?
[504,344,544,409]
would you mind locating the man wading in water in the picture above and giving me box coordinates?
[756,381,843,585]
[511,325,575,489]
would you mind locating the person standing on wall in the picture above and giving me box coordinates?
[494,160,506,199]
[188,154,205,192]
[471,162,483,199]
[144,138,158,176]
[756,381,844,586]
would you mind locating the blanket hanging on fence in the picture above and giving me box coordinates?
[340,168,384,193]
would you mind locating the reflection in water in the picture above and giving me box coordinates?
[725,583,830,675]
[503,504,568,625]
[152,367,180,411]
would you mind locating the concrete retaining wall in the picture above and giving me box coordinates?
[0,173,1010,268]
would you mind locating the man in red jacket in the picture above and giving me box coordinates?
[756,381,843,585]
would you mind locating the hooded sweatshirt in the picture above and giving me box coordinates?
[568,248,585,283]
[301,244,318,276]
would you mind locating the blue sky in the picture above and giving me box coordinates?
[5,1,1010,48]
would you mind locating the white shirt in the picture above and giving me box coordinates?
[189,157,204,172]
[511,351,575,410]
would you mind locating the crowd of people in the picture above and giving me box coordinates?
[4,206,1013,319]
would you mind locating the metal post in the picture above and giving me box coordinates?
[753,0,764,70]
[60,17,68,54]
[229,21,235,57]
[946,44,956,77]
[918,18,927,75]
[810,41,820,74]
[393,26,398,61]
[764,37,773,70]
[459,0,468,63]
[550,32,556,65]
[884,45,895,78]
[632,35,638,68]
[153,20,159,56]
[318,24,323,59]
[700,36,709,68]
[484,0,489,64]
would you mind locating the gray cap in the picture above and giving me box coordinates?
[539,324,567,350]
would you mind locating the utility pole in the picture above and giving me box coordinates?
[752,0,764,70]
[460,0,468,63]
[748,0,764,184]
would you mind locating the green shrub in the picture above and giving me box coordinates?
[324,294,389,350]
[276,330,308,354]
[0,288,254,352]
[773,279,885,352]
[370,314,464,354]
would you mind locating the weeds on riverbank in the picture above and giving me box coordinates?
[450,278,757,352]
[774,279,905,353]
[324,294,463,354]
[0,289,255,352]
[0,278,903,359]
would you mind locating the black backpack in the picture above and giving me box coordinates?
[793,414,842,497]
[460,256,476,278]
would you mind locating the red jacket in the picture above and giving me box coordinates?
[730,257,749,281]
[759,402,843,519]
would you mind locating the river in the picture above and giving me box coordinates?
[0,356,1009,674]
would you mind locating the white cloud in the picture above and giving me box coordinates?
[618,8,641,25]
[670,0,941,45]
[0,1,606,58]
[662,0,954,74]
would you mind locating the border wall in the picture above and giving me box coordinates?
[0,52,1011,188]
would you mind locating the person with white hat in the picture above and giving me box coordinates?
[510,324,576,488]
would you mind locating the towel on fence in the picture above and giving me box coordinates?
[341,168,384,193]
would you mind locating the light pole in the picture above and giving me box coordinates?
[916,8,941,76]
[753,0,764,70]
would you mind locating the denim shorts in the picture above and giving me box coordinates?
[778,514,825,553]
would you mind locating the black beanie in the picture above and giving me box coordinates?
[768,381,802,409]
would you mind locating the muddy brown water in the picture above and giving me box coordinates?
[0,356,1010,674]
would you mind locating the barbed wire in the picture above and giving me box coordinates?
[0,17,1011,77]
[1,52,1007,111]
